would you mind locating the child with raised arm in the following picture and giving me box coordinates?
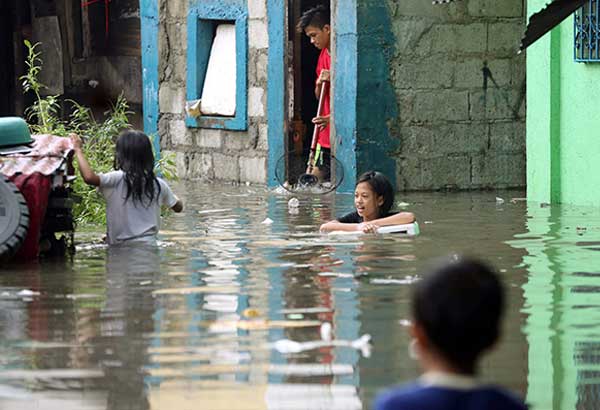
[374,257,528,410]
[71,130,183,245]
[320,171,415,233]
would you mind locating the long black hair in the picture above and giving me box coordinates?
[356,171,395,217]
[114,130,161,207]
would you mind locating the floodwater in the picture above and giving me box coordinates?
[1,182,600,410]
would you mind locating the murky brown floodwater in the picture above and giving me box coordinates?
[1,182,600,409]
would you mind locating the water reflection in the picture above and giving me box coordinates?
[101,244,162,409]
[144,192,363,409]
[7,183,600,409]
[508,203,600,410]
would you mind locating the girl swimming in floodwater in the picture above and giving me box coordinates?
[319,171,415,233]
[71,130,183,245]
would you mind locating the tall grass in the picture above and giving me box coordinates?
[20,41,177,226]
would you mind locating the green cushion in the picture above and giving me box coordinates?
[0,117,33,148]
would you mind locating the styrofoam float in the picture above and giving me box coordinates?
[328,222,420,236]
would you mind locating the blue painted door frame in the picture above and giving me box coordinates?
[141,0,396,193]
[266,1,398,193]
[267,0,358,193]
[140,0,160,158]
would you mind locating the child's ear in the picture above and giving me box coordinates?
[411,322,429,349]
[323,24,331,35]
[377,195,384,207]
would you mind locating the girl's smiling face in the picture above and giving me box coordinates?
[355,182,384,222]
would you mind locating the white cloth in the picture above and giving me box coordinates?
[98,170,178,245]
[200,24,237,116]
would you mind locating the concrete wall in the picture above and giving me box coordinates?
[527,0,600,206]
[155,0,526,189]
[384,0,526,191]
[159,0,269,184]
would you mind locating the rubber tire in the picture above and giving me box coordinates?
[0,175,29,260]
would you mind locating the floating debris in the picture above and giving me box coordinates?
[320,322,332,341]
[272,330,371,358]
[17,290,40,297]
[398,319,412,327]
[371,276,418,285]
[242,308,262,318]
[261,218,274,225]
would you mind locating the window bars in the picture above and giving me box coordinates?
[575,0,600,62]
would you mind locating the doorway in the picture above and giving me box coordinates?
[285,0,330,185]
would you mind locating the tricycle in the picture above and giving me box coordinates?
[0,117,76,262]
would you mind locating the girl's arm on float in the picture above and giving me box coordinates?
[319,220,361,232]
[372,212,415,227]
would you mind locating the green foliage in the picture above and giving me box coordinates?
[70,96,131,225]
[155,148,178,181]
[19,41,178,226]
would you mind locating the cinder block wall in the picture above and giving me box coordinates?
[386,0,526,190]
[159,0,269,184]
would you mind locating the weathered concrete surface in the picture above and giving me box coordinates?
[156,0,525,189]
[386,0,526,190]
[159,0,268,184]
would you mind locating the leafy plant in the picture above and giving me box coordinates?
[69,96,131,224]
[20,40,61,134]
[19,41,177,226]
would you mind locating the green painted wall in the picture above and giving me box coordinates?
[527,0,600,206]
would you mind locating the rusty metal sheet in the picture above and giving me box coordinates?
[0,134,73,177]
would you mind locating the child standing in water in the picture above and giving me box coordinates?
[71,130,183,245]
[297,5,332,182]
[374,257,528,410]
[320,171,415,233]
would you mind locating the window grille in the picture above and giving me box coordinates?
[575,0,600,62]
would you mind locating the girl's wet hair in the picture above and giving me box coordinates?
[114,130,161,207]
[296,4,330,32]
[412,257,504,375]
[356,171,395,217]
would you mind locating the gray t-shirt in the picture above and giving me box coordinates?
[99,170,178,245]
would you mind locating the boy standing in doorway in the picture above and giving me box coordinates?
[297,5,331,182]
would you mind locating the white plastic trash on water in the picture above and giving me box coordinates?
[272,321,372,357]
[320,322,332,341]
[288,197,300,208]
